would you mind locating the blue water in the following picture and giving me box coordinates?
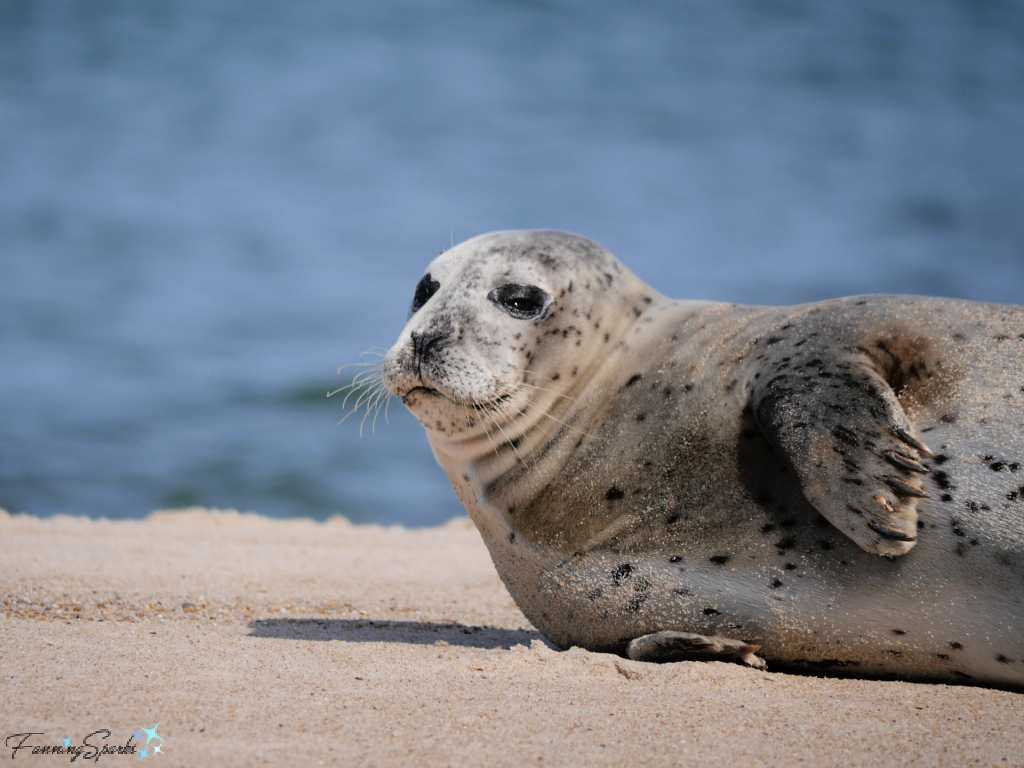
[1,0,1023,525]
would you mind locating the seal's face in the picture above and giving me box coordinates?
[382,230,652,461]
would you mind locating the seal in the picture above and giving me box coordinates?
[380,229,1024,687]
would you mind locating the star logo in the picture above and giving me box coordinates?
[141,724,163,746]
[63,737,72,747]
[154,746,163,754]
[138,747,150,761]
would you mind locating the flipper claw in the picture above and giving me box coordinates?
[894,428,934,457]
[883,451,929,473]
[883,476,930,498]
[868,520,917,542]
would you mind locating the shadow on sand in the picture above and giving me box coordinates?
[248,618,548,651]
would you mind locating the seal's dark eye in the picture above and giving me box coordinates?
[409,273,440,319]
[487,284,551,321]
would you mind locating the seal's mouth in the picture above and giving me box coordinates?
[402,386,513,412]
[404,385,441,401]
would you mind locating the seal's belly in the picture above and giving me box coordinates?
[489,534,1024,686]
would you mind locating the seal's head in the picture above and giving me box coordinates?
[382,230,657,462]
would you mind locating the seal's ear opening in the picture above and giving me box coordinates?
[488,284,552,321]
[409,273,440,320]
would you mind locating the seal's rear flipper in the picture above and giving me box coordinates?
[627,631,766,669]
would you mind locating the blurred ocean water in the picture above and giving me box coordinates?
[1,0,1022,525]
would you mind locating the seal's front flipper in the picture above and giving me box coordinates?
[750,334,932,557]
[627,631,766,669]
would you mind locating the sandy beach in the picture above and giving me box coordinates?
[2,508,1022,767]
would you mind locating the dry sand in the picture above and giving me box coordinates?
[2,508,1022,767]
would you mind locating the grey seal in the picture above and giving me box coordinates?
[379,229,1024,687]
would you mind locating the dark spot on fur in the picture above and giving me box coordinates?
[933,471,954,490]
[775,537,797,552]
[771,579,783,588]
[996,655,1012,664]
[672,588,692,596]
[949,642,963,650]
[635,413,646,422]
[761,523,776,534]
[624,374,642,388]
[931,454,950,465]
[818,540,833,551]
[936,654,949,661]
[831,425,859,447]
[709,555,730,565]
[666,514,680,525]
[703,608,720,616]
[953,671,973,679]
[940,494,953,503]
[785,563,797,571]
[668,556,682,563]
[627,577,650,613]
[892,629,906,636]
[605,486,625,501]
[611,563,633,586]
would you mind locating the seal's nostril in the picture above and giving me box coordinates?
[411,331,444,362]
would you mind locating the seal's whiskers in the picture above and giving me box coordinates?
[332,353,392,435]
[476,396,532,468]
